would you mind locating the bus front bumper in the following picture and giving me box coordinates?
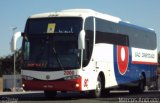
[22,77,82,91]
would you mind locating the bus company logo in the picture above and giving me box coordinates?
[46,75,50,80]
[117,45,129,75]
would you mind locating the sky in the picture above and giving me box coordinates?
[0,0,160,57]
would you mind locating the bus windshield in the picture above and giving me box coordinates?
[22,17,82,71]
[26,17,82,34]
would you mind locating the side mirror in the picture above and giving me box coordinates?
[10,32,21,52]
[78,30,86,49]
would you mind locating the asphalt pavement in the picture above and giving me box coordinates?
[0,90,160,103]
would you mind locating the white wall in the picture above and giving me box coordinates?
[3,75,22,89]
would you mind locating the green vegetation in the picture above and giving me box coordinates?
[0,49,22,77]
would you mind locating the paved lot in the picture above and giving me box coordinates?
[0,91,160,103]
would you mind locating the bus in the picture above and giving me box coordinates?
[11,9,158,98]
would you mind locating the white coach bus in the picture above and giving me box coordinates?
[11,9,158,98]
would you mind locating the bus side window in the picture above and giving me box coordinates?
[24,42,30,60]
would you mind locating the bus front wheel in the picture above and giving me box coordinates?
[89,76,103,98]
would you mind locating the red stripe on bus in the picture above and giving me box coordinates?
[132,61,158,65]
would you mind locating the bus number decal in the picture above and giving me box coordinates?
[64,70,74,75]
[84,79,89,87]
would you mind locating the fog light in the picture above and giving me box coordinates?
[22,84,25,87]
[75,83,79,88]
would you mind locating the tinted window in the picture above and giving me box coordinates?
[25,17,82,34]
[94,18,156,50]
[118,22,157,50]
[95,18,129,46]
[96,32,129,46]
[83,17,94,66]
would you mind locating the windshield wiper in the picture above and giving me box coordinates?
[52,48,64,70]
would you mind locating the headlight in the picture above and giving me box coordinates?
[64,75,81,80]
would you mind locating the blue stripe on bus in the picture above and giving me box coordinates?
[113,45,157,85]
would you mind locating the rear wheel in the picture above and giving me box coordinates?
[138,75,145,93]
[44,91,57,98]
[129,75,145,94]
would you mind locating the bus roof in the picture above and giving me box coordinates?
[29,9,155,32]
[119,21,155,33]
[29,9,121,23]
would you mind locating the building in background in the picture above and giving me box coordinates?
[3,75,23,92]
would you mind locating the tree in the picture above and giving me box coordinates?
[0,49,22,77]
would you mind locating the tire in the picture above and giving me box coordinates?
[129,75,145,94]
[89,76,103,98]
[137,75,145,93]
[44,91,57,98]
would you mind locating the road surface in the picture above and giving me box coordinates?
[0,91,160,103]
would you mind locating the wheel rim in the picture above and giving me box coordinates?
[95,80,101,96]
